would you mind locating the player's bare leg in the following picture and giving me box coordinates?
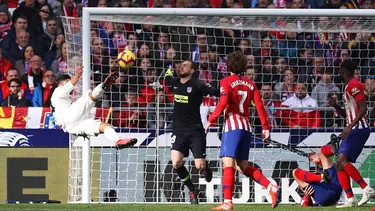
[171,150,199,204]
[237,160,281,209]
[90,72,137,149]
[194,158,212,183]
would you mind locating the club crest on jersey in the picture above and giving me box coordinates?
[187,87,192,93]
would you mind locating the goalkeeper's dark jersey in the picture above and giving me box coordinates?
[165,76,220,131]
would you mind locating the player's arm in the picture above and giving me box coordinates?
[205,81,228,132]
[253,86,271,138]
[164,66,177,87]
[60,66,83,95]
[198,80,220,97]
[329,98,346,118]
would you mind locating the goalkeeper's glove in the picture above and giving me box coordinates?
[165,65,173,77]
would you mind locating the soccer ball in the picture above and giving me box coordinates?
[117,50,136,68]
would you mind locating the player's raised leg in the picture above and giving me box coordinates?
[171,149,199,204]
[235,131,280,209]
[98,122,137,149]
[88,71,119,102]
[237,160,281,208]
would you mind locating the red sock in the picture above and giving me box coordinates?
[244,166,270,189]
[294,168,322,183]
[320,145,334,157]
[337,171,354,198]
[223,167,235,201]
[344,163,367,189]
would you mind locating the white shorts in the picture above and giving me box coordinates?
[58,92,101,136]
[63,119,101,136]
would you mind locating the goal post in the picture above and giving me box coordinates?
[63,8,375,204]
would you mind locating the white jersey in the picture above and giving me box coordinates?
[51,81,75,127]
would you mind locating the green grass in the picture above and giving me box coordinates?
[0,204,373,211]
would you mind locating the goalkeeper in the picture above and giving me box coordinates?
[292,144,342,207]
[51,66,137,149]
[165,60,220,204]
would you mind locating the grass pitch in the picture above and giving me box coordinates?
[0,204,373,211]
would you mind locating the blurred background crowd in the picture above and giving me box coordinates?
[0,0,374,130]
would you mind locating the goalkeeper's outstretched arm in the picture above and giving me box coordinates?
[164,66,178,87]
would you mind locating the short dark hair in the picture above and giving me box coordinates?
[47,16,57,23]
[227,51,247,74]
[340,60,358,74]
[323,67,333,75]
[56,74,71,84]
[185,59,196,70]
[15,15,27,23]
[8,78,21,87]
[6,68,19,76]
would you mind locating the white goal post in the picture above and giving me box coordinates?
[70,8,375,204]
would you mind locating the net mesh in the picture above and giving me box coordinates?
[62,11,375,203]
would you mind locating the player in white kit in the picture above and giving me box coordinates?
[51,66,137,149]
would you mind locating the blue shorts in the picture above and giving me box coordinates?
[310,166,342,206]
[338,128,370,163]
[220,129,252,160]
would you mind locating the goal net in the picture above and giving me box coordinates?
[61,8,375,204]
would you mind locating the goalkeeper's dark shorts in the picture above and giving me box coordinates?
[171,129,206,158]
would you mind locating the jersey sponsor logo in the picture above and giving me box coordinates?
[187,87,192,93]
[174,94,188,103]
[351,87,360,96]
[220,87,225,93]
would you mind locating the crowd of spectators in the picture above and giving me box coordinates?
[0,0,375,130]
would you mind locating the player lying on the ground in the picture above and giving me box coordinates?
[51,66,137,149]
[164,60,220,204]
[205,51,281,210]
[292,145,342,207]
[329,60,375,208]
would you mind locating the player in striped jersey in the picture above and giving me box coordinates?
[205,51,281,210]
[329,60,375,208]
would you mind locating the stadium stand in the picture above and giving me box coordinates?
[0,0,374,131]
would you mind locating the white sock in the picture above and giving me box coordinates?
[103,126,119,144]
[364,185,371,191]
[91,83,104,100]
[224,199,232,203]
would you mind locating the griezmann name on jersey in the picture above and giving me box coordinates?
[344,78,369,129]
[208,75,270,132]
[165,76,219,131]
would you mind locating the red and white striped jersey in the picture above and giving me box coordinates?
[343,78,369,129]
[208,75,270,132]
